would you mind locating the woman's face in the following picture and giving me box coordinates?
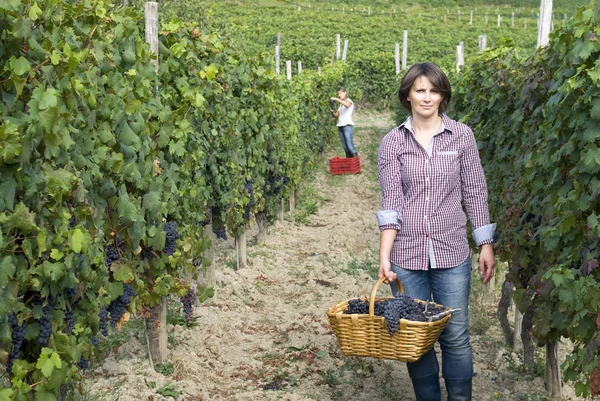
[406,75,443,119]
[338,90,347,100]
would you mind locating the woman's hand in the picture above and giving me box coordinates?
[479,243,495,284]
[379,259,397,284]
[330,97,338,102]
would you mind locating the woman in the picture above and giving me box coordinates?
[376,62,496,401]
[330,87,358,158]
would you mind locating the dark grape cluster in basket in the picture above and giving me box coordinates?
[344,295,447,336]
[344,299,386,316]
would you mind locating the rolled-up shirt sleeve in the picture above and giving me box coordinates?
[460,127,496,246]
[377,129,404,231]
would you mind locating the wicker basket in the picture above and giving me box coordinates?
[327,277,452,362]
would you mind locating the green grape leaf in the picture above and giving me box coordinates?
[9,56,30,76]
[69,228,88,253]
[28,2,42,20]
[34,383,57,401]
[0,256,16,287]
[49,249,63,261]
[113,264,134,282]
[42,261,66,282]
[38,87,58,110]
[590,97,600,120]
[0,388,13,401]
[0,120,23,164]
[198,286,214,303]
[0,202,37,233]
[36,349,62,378]
[0,171,16,211]
[117,190,139,223]
[0,0,21,11]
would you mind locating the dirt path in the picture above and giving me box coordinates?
[85,111,583,401]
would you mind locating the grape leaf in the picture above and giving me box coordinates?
[69,228,87,253]
[9,56,30,75]
[113,264,134,282]
[36,349,62,378]
[0,256,16,287]
[0,388,13,401]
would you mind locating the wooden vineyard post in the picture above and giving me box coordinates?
[497,14,501,27]
[457,9,460,22]
[546,342,563,398]
[336,34,341,60]
[395,43,400,75]
[402,30,408,71]
[280,198,285,222]
[297,61,302,75]
[235,230,247,269]
[470,10,473,25]
[201,223,216,287]
[145,297,168,366]
[144,1,168,366]
[512,12,515,27]
[342,39,348,62]
[513,308,523,351]
[478,35,487,53]
[456,43,464,72]
[289,187,296,213]
[256,211,268,243]
[485,13,488,24]
[286,59,292,80]
[318,66,321,75]
[275,45,280,75]
[538,0,553,47]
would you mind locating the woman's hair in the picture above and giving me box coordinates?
[398,63,452,113]
[338,87,347,93]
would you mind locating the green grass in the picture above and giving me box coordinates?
[292,180,324,224]
[342,248,379,279]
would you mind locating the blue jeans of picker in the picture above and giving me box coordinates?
[391,256,473,401]
[337,125,357,157]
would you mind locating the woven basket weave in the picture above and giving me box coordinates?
[327,277,452,362]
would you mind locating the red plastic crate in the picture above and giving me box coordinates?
[329,156,361,175]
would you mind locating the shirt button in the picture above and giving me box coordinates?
[424,215,428,219]
[426,197,430,201]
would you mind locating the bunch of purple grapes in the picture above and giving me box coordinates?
[344,299,386,316]
[180,289,197,322]
[163,221,180,256]
[38,300,53,345]
[105,242,123,265]
[77,357,90,371]
[98,306,109,336]
[7,315,26,374]
[213,226,227,240]
[108,283,136,326]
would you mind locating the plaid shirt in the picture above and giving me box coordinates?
[377,114,495,271]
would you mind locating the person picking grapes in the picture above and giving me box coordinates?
[330,87,358,158]
[376,62,496,401]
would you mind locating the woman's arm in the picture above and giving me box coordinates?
[330,97,352,108]
[379,229,398,283]
[460,127,496,283]
[377,129,404,283]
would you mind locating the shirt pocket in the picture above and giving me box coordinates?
[435,151,460,184]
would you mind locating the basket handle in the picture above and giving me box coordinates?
[368,276,404,316]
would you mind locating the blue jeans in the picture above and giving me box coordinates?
[390,256,473,381]
[338,125,357,155]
